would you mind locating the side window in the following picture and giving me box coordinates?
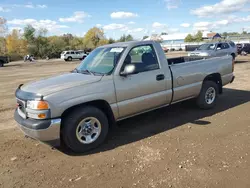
[75,52,80,54]
[123,45,159,73]
[217,43,222,49]
[222,43,230,49]
[71,51,75,54]
[66,52,70,54]
[229,41,235,48]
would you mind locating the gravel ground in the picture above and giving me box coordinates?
[0,55,250,188]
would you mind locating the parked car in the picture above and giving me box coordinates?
[188,41,237,60]
[60,50,87,61]
[0,56,9,67]
[14,40,235,153]
[237,43,250,55]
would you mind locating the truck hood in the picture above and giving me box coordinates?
[21,73,102,96]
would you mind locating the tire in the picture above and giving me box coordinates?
[62,106,109,153]
[231,53,236,60]
[196,81,218,109]
[0,62,3,67]
[67,56,72,61]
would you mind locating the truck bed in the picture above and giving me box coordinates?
[167,56,210,65]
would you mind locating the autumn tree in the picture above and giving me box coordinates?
[6,29,27,59]
[6,29,21,54]
[83,27,106,49]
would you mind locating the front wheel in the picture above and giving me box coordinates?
[196,81,218,109]
[62,106,109,153]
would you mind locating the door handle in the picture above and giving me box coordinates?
[156,74,165,81]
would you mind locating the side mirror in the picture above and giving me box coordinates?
[216,47,221,50]
[120,64,137,76]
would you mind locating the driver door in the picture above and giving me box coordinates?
[216,43,225,57]
[114,44,168,118]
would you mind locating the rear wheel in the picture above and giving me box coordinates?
[0,62,3,67]
[196,81,218,109]
[62,106,109,153]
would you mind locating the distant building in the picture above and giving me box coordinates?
[203,32,222,40]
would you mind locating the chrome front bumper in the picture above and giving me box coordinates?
[14,110,61,146]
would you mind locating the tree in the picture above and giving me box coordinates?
[125,34,134,41]
[0,17,7,54]
[83,27,105,49]
[108,38,115,44]
[6,29,27,60]
[6,29,21,54]
[194,31,203,42]
[47,36,67,58]
[184,34,194,42]
[97,39,108,46]
[242,31,247,35]
[34,28,49,58]
[0,17,7,36]
[118,34,134,42]
[118,34,126,42]
[142,36,149,40]
[62,33,74,46]
[222,32,228,37]
[23,25,35,42]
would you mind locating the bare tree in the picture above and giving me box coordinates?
[0,17,8,54]
[0,17,7,36]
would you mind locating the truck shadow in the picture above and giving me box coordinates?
[62,88,250,156]
[235,60,249,64]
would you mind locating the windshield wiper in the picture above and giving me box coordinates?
[76,69,104,76]
[77,69,93,75]
[89,70,105,76]
[71,68,78,73]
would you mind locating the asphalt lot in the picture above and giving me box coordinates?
[0,54,250,188]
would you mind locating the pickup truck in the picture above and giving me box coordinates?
[14,41,235,152]
[0,56,9,67]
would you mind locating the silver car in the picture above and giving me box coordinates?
[188,41,237,60]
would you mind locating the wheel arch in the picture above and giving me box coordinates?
[203,73,222,94]
[61,100,116,130]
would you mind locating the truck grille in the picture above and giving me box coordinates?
[17,99,26,114]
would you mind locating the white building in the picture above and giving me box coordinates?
[144,33,189,44]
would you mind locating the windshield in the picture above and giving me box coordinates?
[76,47,125,75]
[198,43,216,50]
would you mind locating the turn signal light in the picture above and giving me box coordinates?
[38,113,46,119]
[37,101,49,110]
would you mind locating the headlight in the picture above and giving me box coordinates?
[27,100,49,110]
[26,100,50,119]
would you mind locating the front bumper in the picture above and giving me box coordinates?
[14,110,61,146]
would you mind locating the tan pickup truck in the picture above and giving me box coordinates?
[14,41,235,152]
